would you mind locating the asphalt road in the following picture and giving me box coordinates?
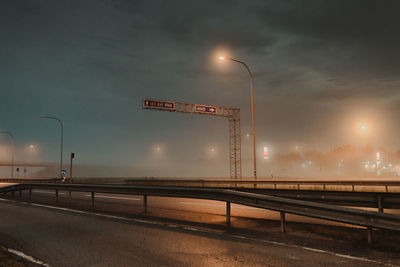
[1,198,398,267]
[1,188,400,266]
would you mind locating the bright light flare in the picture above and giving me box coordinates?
[218,56,225,60]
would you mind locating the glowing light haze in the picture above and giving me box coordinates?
[1,1,400,177]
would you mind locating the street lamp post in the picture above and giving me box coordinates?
[219,56,257,179]
[0,131,14,178]
[40,116,63,178]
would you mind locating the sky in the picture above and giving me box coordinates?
[1,0,400,177]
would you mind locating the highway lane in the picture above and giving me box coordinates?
[1,198,398,267]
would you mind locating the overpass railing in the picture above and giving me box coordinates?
[1,183,400,244]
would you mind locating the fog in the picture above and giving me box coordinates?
[1,1,400,179]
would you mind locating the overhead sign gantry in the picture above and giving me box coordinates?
[143,98,241,179]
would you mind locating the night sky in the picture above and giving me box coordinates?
[1,0,400,177]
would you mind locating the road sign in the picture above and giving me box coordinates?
[195,104,216,114]
[142,97,241,178]
[61,169,67,175]
[263,145,269,159]
[143,99,175,111]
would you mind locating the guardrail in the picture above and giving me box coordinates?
[238,189,400,212]
[3,178,400,192]
[1,183,400,244]
[125,179,400,192]
[3,178,400,212]
[0,178,61,183]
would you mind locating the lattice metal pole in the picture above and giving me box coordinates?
[228,109,241,179]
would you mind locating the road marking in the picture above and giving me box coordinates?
[0,197,398,267]
[1,245,50,266]
[83,194,140,201]
[179,201,262,210]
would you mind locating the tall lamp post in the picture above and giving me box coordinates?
[40,116,63,177]
[0,131,14,178]
[218,56,257,179]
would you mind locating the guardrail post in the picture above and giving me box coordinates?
[91,192,95,208]
[367,227,373,244]
[29,189,32,201]
[323,184,326,190]
[55,190,59,203]
[352,185,355,192]
[385,185,388,193]
[143,195,147,213]
[226,202,231,227]
[378,196,383,213]
[280,211,286,233]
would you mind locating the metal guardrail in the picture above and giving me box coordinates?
[3,177,400,192]
[238,189,400,212]
[2,178,400,212]
[0,178,61,183]
[125,179,400,192]
[1,183,400,244]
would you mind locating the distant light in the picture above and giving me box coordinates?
[263,145,269,159]
[211,148,215,152]
[218,56,225,60]
[361,125,367,131]
[365,164,369,168]
[246,133,250,137]
[156,147,161,152]
[29,145,34,149]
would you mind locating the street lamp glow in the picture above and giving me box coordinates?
[361,125,367,131]
[218,56,225,60]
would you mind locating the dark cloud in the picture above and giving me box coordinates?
[0,0,399,177]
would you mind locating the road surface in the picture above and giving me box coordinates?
[1,188,400,266]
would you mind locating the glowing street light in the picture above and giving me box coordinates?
[40,115,63,178]
[218,56,257,180]
[0,131,14,178]
[360,124,367,131]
